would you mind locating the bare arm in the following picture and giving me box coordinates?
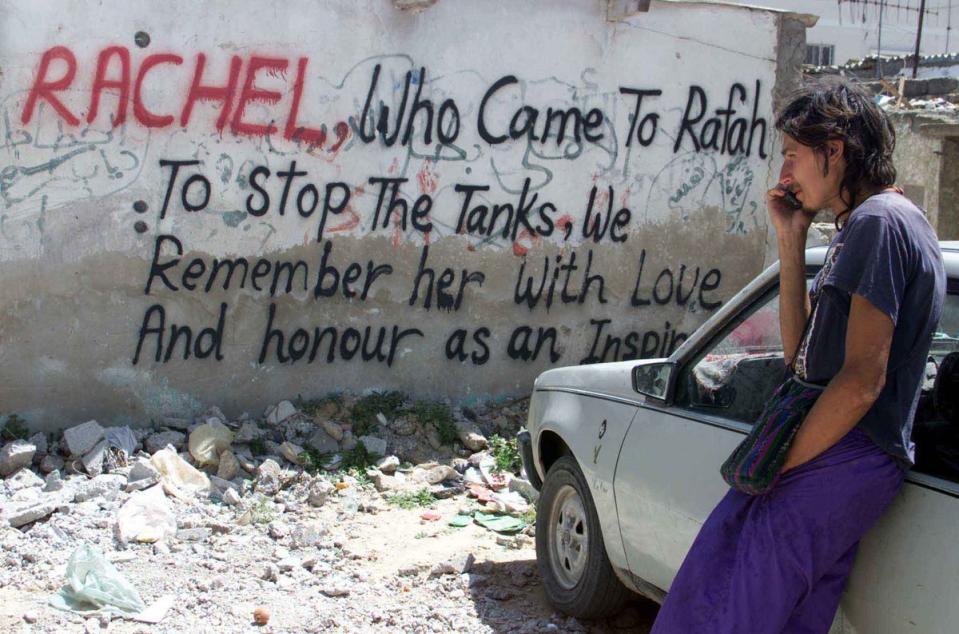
[781,294,893,471]
[778,232,811,365]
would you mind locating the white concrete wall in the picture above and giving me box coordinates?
[0,0,800,428]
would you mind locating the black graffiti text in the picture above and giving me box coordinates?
[580,318,689,364]
[630,249,723,310]
[514,249,607,311]
[132,302,227,364]
[673,80,768,158]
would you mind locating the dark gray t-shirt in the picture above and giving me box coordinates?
[795,192,946,464]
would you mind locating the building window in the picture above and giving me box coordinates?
[805,44,835,66]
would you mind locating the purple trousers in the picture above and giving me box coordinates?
[651,428,905,634]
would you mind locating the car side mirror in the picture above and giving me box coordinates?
[632,362,674,401]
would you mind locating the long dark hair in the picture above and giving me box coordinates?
[775,78,896,229]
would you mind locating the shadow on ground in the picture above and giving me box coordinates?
[466,557,659,633]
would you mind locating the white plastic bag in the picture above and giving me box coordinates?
[49,544,146,615]
[188,420,234,466]
[115,485,176,544]
[150,447,210,496]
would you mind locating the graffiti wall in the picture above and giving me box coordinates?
[0,0,804,428]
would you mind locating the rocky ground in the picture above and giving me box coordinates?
[0,395,658,633]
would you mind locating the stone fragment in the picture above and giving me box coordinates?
[63,421,105,456]
[74,474,126,502]
[222,488,241,506]
[266,400,297,425]
[43,470,64,492]
[454,420,488,452]
[291,524,326,549]
[125,477,158,493]
[390,417,417,436]
[256,459,283,495]
[278,442,304,465]
[80,440,109,475]
[424,426,444,451]
[358,435,387,457]
[6,468,43,491]
[306,430,339,455]
[176,528,211,542]
[268,521,290,540]
[321,420,344,442]
[128,458,159,482]
[145,431,186,455]
[38,454,64,474]
[234,422,262,444]
[340,431,357,452]
[375,455,400,474]
[27,433,47,457]
[161,416,192,431]
[308,479,334,507]
[320,580,351,597]
[0,440,36,477]
[417,465,458,485]
[4,501,57,528]
[216,450,240,481]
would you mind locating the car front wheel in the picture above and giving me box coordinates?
[535,455,630,618]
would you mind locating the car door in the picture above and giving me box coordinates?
[836,287,959,633]
[614,283,786,592]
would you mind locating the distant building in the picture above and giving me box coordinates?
[724,0,954,67]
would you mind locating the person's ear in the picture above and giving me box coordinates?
[825,139,844,167]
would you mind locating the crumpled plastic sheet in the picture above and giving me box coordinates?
[49,544,146,616]
[115,484,176,544]
[150,446,210,498]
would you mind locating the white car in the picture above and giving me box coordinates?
[519,243,959,632]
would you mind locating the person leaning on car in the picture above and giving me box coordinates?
[651,78,947,633]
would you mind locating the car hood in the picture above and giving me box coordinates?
[533,358,667,403]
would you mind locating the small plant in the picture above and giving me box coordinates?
[350,391,407,436]
[414,531,429,540]
[521,506,537,526]
[249,437,268,456]
[489,434,522,474]
[385,488,435,509]
[0,414,29,441]
[298,447,327,474]
[339,443,374,472]
[408,400,457,446]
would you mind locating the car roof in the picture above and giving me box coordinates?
[668,241,958,365]
[806,241,959,277]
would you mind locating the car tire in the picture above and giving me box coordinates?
[535,455,631,619]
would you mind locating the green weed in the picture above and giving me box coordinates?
[0,414,29,442]
[249,437,268,456]
[350,391,407,436]
[408,400,457,446]
[385,488,435,509]
[489,434,522,474]
[296,393,343,418]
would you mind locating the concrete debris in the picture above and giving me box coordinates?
[306,429,339,455]
[6,467,44,491]
[358,435,387,457]
[278,441,304,465]
[80,439,109,475]
[63,421,105,457]
[0,396,549,632]
[375,455,400,474]
[0,439,37,476]
[216,450,240,481]
[145,431,186,455]
[161,416,192,431]
[234,422,262,444]
[74,474,126,502]
[28,432,48,457]
[454,420,488,452]
[321,419,344,442]
[39,454,64,474]
[4,500,58,527]
[266,400,297,425]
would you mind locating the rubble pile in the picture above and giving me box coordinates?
[0,396,643,632]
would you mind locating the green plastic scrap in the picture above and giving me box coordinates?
[448,514,472,528]
[472,511,526,534]
[49,544,146,616]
